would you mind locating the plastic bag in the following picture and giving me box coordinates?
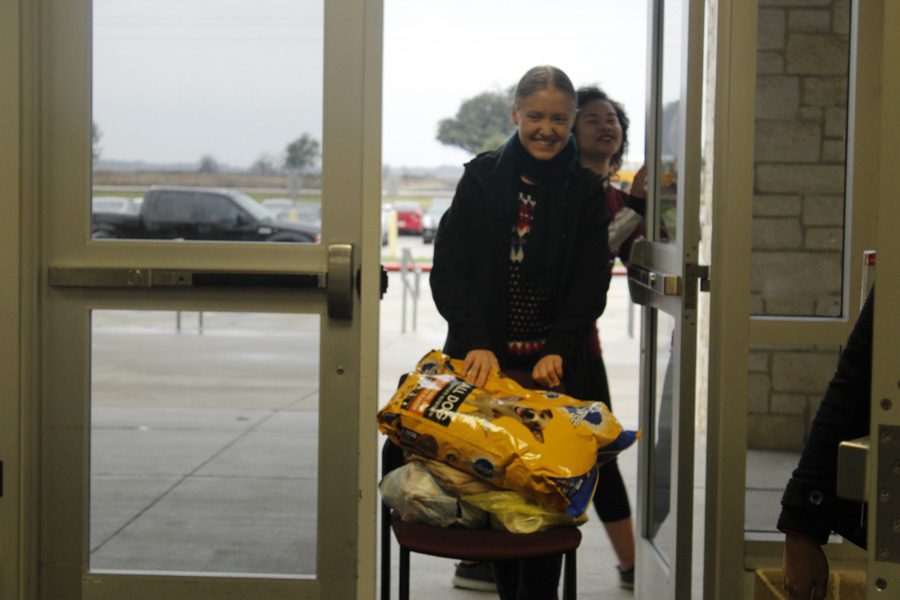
[462,490,588,534]
[394,457,584,533]
[407,455,496,496]
[379,461,487,528]
[377,350,640,517]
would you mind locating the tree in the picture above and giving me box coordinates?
[436,88,515,155]
[92,121,102,162]
[251,153,280,174]
[284,134,320,170]
[198,154,220,173]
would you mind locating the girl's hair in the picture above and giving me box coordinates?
[513,66,577,109]
[574,86,630,174]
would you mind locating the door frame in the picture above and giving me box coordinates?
[704,0,899,597]
[866,0,900,593]
[9,0,383,598]
[1,1,41,599]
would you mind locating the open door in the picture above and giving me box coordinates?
[631,0,706,597]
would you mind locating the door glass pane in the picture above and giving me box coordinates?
[657,0,683,242]
[648,309,676,563]
[745,343,840,537]
[91,0,323,244]
[750,2,851,317]
[89,310,319,576]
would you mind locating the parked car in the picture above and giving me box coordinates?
[421,198,451,244]
[92,186,320,242]
[260,198,322,228]
[392,200,424,235]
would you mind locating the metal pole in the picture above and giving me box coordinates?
[412,268,420,332]
[627,296,635,338]
[400,249,409,333]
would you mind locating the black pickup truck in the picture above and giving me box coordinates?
[92,186,320,243]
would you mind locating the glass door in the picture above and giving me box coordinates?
[38,0,382,598]
[631,0,705,597]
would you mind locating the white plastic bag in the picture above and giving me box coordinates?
[380,461,487,528]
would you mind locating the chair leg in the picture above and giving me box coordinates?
[562,549,577,600]
[399,547,410,600]
[380,506,391,600]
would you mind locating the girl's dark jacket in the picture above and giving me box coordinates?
[430,148,612,401]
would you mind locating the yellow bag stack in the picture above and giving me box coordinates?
[377,350,639,517]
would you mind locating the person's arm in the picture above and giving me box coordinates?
[608,206,642,258]
[614,166,647,264]
[539,180,611,363]
[429,170,493,356]
[778,289,874,594]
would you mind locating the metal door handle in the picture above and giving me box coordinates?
[48,268,324,289]
[837,435,869,502]
[48,243,356,320]
[326,243,353,319]
[627,264,682,296]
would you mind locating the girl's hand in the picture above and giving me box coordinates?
[464,349,499,388]
[532,354,563,389]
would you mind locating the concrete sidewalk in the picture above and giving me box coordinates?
[87,263,793,597]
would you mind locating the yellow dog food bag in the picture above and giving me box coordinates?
[378,350,639,517]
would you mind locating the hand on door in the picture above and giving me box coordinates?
[630,165,648,199]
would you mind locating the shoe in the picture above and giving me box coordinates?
[618,565,635,590]
[452,561,497,592]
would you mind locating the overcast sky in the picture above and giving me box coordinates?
[93,0,649,169]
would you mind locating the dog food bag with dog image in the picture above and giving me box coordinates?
[378,350,639,517]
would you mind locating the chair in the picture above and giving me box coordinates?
[380,373,581,600]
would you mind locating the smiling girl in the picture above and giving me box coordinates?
[431,66,612,599]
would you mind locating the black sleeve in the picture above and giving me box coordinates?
[624,193,646,217]
[777,289,874,544]
[429,171,492,353]
[540,183,611,360]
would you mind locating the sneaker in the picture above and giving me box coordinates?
[618,565,635,590]
[452,561,497,592]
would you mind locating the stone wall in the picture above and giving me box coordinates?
[748,345,840,450]
[749,0,850,450]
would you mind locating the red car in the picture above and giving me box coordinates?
[393,201,424,235]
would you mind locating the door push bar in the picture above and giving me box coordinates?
[628,264,682,296]
[626,239,709,307]
[48,243,356,320]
